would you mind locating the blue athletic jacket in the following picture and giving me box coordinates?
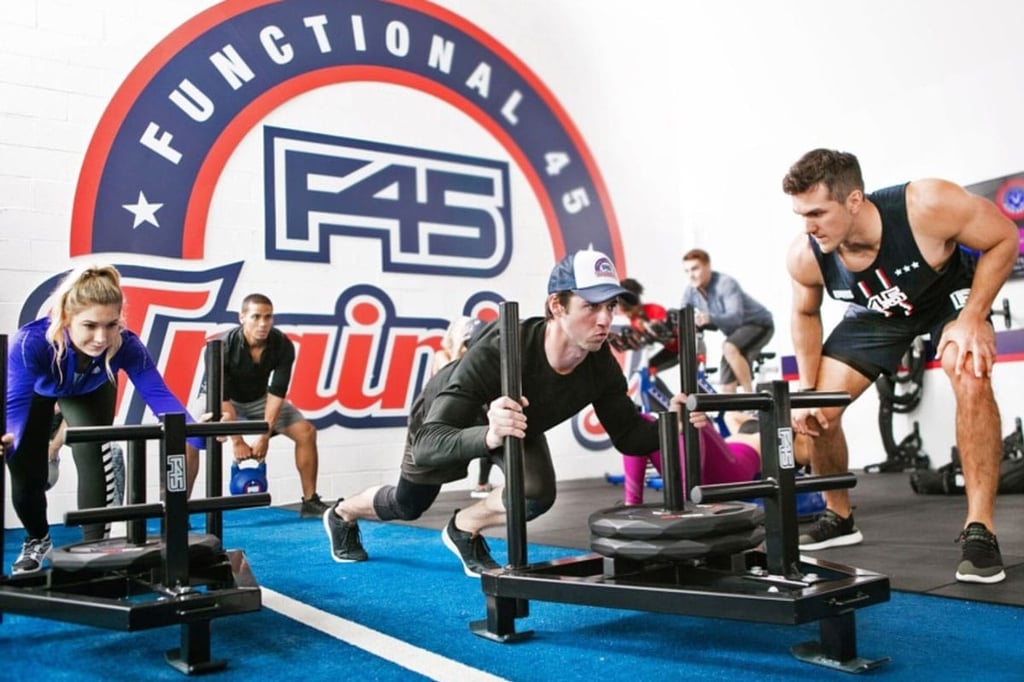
[5,317,201,457]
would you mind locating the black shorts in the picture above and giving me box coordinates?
[822,304,968,380]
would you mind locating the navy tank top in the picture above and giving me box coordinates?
[810,183,973,318]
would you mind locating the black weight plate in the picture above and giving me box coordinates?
[589,501,764,541]
[591,525,766,562]
[50,533,222,572]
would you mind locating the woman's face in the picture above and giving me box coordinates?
[67,304,121,357]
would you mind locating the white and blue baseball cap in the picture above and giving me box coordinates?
[547,249,638,305]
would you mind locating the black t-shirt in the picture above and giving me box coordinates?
[221,326,295,402]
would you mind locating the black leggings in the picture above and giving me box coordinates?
[374,438,558,522]
[7,383,116,541]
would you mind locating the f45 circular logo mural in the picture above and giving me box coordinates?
[38,0,626,447]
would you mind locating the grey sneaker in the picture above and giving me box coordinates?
[323,503,368,563]
[955,523,1005,584]
[300,493,330,518]
[12,535,52,575]
[442,510,500,578]
[798,509,863,550]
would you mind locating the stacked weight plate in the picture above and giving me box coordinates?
[590,501,765,561]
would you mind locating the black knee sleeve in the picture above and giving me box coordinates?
[372,484,431,521]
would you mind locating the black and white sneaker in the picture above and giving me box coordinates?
[442,510,500,578]
[798,509,863,550]
[323,503,368,563]
[12,535,52,575]
[955,523,1005,584]
[300,493,331,519]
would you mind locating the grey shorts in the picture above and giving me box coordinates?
[720,323,774,385]
[229,396,305,433]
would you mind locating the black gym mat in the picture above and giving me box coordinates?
[381,472,1024,608]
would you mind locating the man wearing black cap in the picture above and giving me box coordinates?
[323,249,676,575]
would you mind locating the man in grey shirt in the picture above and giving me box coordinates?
[680,248,774,393]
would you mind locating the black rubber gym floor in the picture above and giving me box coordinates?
[382,472,1024,608]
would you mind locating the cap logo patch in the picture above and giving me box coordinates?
[593,256,615,280]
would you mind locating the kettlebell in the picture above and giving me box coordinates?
[230,459,268,495]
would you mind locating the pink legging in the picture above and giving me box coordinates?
[623,425,761,505]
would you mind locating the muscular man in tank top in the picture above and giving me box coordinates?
[782,148,1018,584]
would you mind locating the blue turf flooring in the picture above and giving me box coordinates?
[2,507,1023,681]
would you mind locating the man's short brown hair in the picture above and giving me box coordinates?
[682,248,710,265]
[782,148,864,202]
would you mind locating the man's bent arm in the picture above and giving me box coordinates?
[709,277,745,331]
[413,392,493,467]
[787,236,826,389]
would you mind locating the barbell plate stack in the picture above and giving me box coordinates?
[591,526,766,562]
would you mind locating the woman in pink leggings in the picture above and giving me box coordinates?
[623,411,761,505]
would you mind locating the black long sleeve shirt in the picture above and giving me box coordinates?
[408,317,659,482]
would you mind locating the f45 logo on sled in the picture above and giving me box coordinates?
[264,126,513,277]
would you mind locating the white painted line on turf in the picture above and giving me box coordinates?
[261,587,508,682]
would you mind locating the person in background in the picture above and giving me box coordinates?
[320,311,492,564]
[470,456,496,499]
[211,293,329,518]
[617,279,648,334]
[680,249,774,393]
[1,264,204,574]
[782,148,1017,584]
[615,278,679,373]
[622,409,761,506]
[432,316,493,498]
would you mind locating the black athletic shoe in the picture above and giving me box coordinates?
[798,509,863,550]
[12,535,52,575]
[323,503,368,563]
[300,493,330,518]
[955,523,1006,584]
[442,510,500,578]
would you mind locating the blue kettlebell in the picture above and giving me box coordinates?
[230,459,268,495]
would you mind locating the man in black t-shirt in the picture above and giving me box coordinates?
[323,249,679,576]
[213,293,329,518]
